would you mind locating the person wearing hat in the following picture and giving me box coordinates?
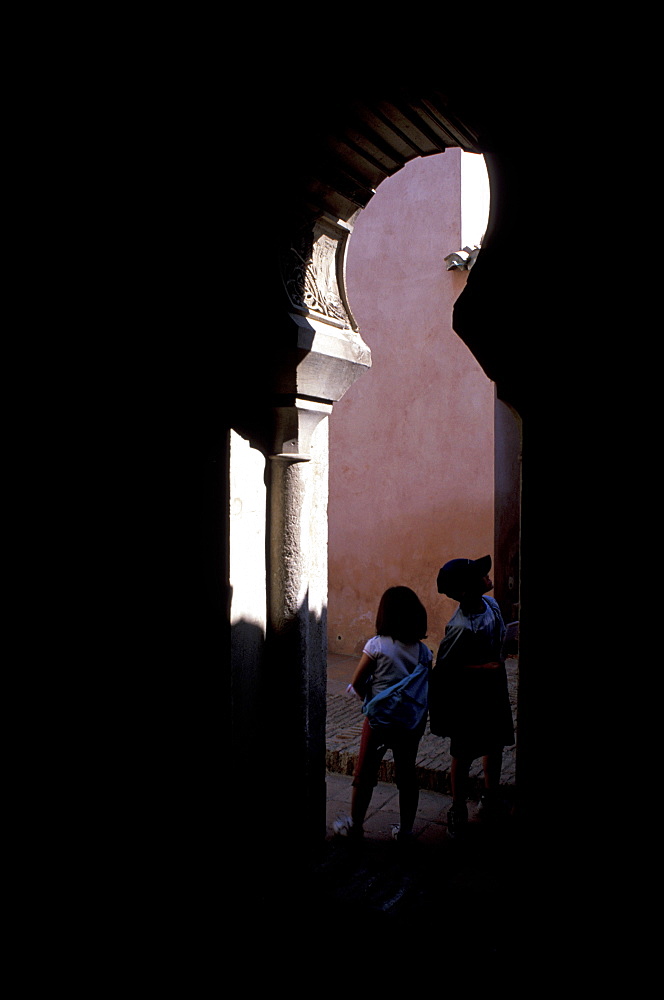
[429,555,514,838]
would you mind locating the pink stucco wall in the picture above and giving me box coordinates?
[327,151,495,655]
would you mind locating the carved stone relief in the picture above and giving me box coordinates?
[282,215,356,328]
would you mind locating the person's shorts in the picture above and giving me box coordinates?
[353,717,424,790]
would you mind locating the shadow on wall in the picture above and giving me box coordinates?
[230,600,328,865]
[230,616,265,749]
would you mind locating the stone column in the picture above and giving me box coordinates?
[267,409,330,844]
[261,213,371,846]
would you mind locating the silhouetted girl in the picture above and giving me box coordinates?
[336,586,432,845]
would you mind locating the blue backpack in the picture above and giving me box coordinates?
[362,642,430,730]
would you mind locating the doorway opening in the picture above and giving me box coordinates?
[326,150,520,800]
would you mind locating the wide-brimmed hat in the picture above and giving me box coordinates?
[436,555,492,598]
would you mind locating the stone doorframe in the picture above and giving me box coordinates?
[235,92,514,846]
[256,211,372,842]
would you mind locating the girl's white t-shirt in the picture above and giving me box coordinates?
[362,635,431,698]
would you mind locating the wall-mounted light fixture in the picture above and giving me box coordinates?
[444,245,481,271]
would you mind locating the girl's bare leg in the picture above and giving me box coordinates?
[398,784,419,835]
[351,784,373,829]
[450,756,470,806]
[482,751,502,792]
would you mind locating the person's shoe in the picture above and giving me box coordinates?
[392,825,416,850]
[447,803,468,840]
[477,793,491,818]
[333,815,363,839]
[477,793,506,822]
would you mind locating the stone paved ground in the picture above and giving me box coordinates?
[288,653,525,952]
[239,654,603,974]
[299,764,536,972]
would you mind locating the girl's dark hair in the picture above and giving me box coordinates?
[375,586,427,643]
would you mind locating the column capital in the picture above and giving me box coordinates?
[269,396,332,462]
